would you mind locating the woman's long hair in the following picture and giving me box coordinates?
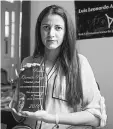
[33,5,83,107]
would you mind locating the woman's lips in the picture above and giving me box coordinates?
[46,40,56,43]
[47,40,55,41]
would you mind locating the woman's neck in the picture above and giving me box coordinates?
[44,48,60,75]
[44,48,60,64]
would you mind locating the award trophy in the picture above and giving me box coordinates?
[14,63,47,112]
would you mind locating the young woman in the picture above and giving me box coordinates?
[11,5,107,129]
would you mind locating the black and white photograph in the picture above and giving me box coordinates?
[1,1,113,129]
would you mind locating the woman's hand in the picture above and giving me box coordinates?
[11,108,22,116]
[20,110,55,123]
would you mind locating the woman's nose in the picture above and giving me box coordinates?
[48,27,55,37]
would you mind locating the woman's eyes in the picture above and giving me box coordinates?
[42,25,62,31]
[42,26,49,31]
[55,26,62,31]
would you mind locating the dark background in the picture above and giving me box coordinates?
[75,1,113,40]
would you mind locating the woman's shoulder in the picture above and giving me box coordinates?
[78,54,92,70]
[22,56,34,65]
[78,54,89,64]
[21,56,43,67]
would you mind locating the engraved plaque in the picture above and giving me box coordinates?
[16,64,46,112]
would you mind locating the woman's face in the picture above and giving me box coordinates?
[41,14,65,50]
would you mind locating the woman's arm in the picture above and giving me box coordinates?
[53,111,99,126]
[78,54,107,128]
[20,109,99,127]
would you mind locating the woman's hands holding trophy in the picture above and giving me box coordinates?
[17,110,55,123]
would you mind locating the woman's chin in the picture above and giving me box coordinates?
[46,46,57,50]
